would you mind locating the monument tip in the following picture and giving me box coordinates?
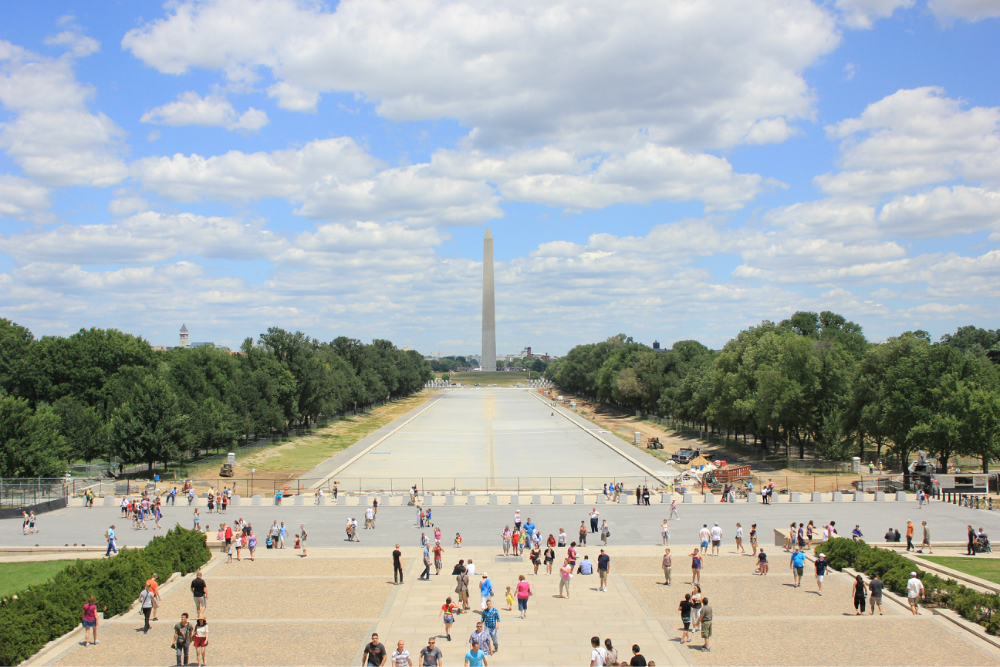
[485,226,492,240]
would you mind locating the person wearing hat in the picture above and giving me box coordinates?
[480,573,493,610]
[814,554,827,595]
[906,571,924,615]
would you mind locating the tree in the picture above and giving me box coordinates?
[0,394,69,477]
[52,396,107,462]
[107,370,187,471]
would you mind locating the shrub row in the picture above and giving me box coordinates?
[0,525,210,666]
[816,537,1000,635]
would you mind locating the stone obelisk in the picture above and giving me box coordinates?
[481,227,497,372]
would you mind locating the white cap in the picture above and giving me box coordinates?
[910,571,917,576]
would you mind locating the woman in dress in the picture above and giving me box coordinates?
[439,596,457,641]
[852,574,868,615]
[247,529,257,562]
[193,617,209,667]
[691,549,703,585]
[690,583,703,633]
[82,595,99,646]
[529,544,541,574]
[207,491,214,514]
[604,639,618,664]
[192,508,201,532]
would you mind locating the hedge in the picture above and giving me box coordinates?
[816,537,1000,635]
[0,525,211,666]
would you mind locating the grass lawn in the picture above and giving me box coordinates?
[0,560,76,598]
[240,391,439,472]
[449,371,531,386]
[915,556,1000,585]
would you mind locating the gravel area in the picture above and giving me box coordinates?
[681,618,997,666]
[210,556,394,577]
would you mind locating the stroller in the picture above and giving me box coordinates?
[976,533,991,553]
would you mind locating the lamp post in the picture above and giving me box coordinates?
[251,468,256,497]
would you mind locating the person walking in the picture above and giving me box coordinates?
[678,593,693,644]
[543,545,555,574]
[699,597,713,652]
[735,523,744,553]
[420,544,432,581]
[440,596,458,641]
[469,621,491,658]
[392,640,412,667]
[852,574,868,614]
[967,524,976,556]
[193,617,208,667]
[529,545,541,574]
[597,549,610,592]
[662,548,672,586]
[139,582,155,633]
[480,573,493,609]
[710,523,722,556]
[918,521,933,554]
[104,525,117,558]
[515,574,532,618]
[433,542,444,575]
[363,633,388,666]
[643,485,651,506]
[146,573,161,621]
[455,568,470,611]
[420,637,443,667]
[191,571,208,615]
[299,524,308,557]
[172,613,192,666]
[579,521,588,546]
[590,508,600,533]
[905,520,915,552]
[906,571,925,615]
[661,520,670,546]
[790,548,805,587]
[600,520,610,547]
[558,559,572,598]
[464,640,487,667]
[869,573,885,615]
[192,508,200,531]
[482,598,500,653]
[392,544,404,585]
[814,553,827,595]
[82,595,99,647]
[669,498,680,520]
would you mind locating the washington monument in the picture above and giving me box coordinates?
[481,227,496,372]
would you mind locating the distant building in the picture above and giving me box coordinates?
[151,345,168,351]
[179,324,189,348]
[189,341,215,349]
[652,340,660,351]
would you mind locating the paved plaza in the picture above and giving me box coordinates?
[26,545,1000,667]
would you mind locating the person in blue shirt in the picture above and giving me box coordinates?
[480,574,493,610]
[578,556,593,575]
[105,525,117,557]
[789,548,805,587]
[465,641,487,667]
[524,519,535,539]
[481,599,500,653]
[597,550,611,592]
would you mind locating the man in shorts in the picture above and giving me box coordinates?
[710,524,722,556]
[146,573,161,620]
[598,549,610,592]
[191,571,207,615]
[698,525,710,553]
[789,548,805,587]
[906,571,924,615]
[814,554,827,596]
[662,548,672,586]
[869,572,885,615]
[699,597,713,652]
[918,521,933,554]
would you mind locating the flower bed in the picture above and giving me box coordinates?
[816,537,1000,634]
[0,525,211,665]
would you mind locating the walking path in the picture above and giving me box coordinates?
[28,544,1000,667]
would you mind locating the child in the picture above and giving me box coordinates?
[425,509,433,527]
[294,534,301,549]
[454,533,463,548]
[226,543,233,563]
[505,586,514,611]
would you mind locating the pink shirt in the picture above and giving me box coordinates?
[82,603,97,622]
[516,581,531,599]
[560,565,572,579]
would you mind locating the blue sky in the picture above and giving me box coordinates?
[1,0,999,356]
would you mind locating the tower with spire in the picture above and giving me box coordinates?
[482,228,496,372]
[179,324,189,348]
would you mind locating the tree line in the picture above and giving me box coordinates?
[0,320,432,477]
[545,314,1000,471]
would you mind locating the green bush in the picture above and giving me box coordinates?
[0,525,210,665]
[816,537,1000,635]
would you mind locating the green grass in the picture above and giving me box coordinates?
[915,556,1000,585]
[0,560,77,598]
[450,371,530,387]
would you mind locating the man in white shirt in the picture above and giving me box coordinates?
[710,523,723,556]
[906,572,924,615]
[365,506,375,529]
[466,559,476,577]
[589,636,607,667]
[392,639,412,667]
[699,525,711,552]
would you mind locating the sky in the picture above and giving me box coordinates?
[1,0,999,356]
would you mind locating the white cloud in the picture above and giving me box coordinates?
[879,186,1000,237]
[43,30,100,57]
[0,174,52,222]
[122,0,840,152]
[834,0,914,29]
[817,87,1000,197]
[928,0,1000,22]
[0,40,127,187]
[141,91,269,132]
[107,196,149,216]
[764,199,879,239]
